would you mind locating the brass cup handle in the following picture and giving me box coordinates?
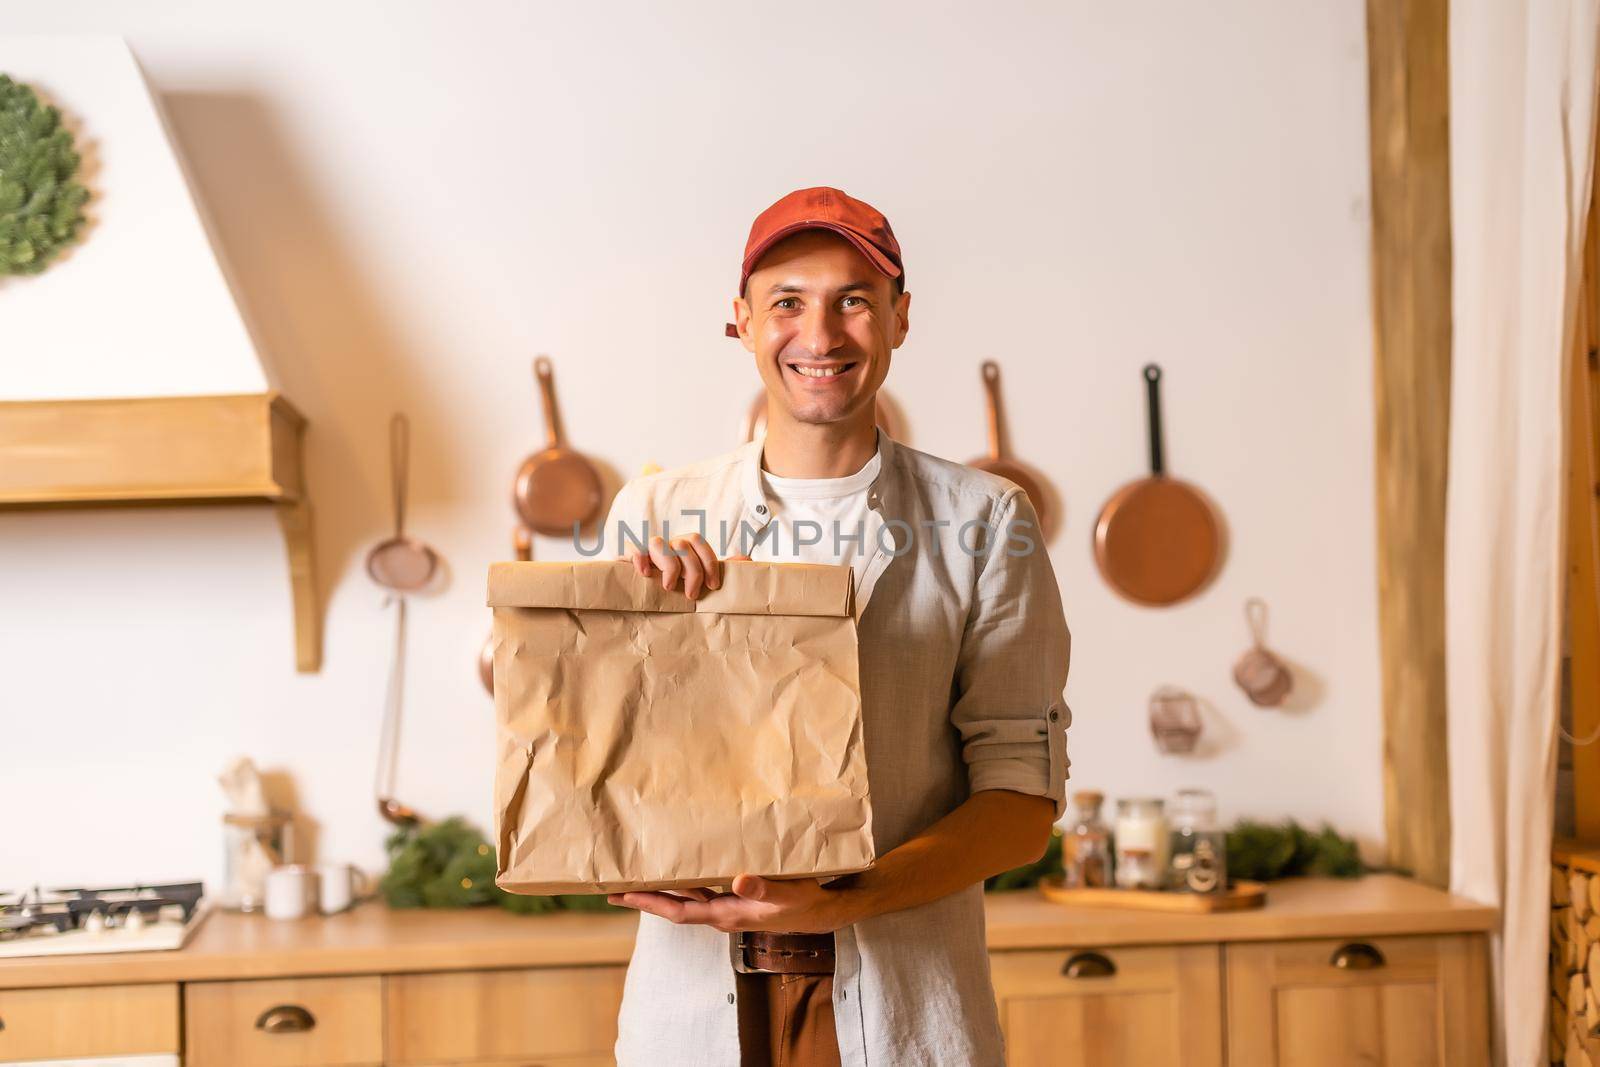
[1329,942,1386,970]
[255,1004,316,1033]
[1061,950,1117,979]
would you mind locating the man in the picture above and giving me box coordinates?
[601,187,1071,1066]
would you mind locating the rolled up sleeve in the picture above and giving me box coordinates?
[950,488,1072,818]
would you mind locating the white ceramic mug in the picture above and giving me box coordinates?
[318,863,372,915]
[264,865,320,921]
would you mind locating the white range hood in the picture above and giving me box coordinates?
[0,36,321,671]
[0,35,270,401]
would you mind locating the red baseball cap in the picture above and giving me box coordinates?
[725,187,904,337]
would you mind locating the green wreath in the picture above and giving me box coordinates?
[0,74,89,275]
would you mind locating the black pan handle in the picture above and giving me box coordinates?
[1143,363,1165,477]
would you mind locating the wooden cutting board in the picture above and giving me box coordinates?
[1039,876,1268,913]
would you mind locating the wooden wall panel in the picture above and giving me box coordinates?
[1365,0,1454,887]
[1569,160,1600,840]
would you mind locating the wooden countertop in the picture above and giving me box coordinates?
[0,874,1494,990]
[981,872,1494,950]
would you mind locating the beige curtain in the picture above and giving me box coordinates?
[1446,1,1600,1062]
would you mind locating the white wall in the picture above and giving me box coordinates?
[0,2,1381,890]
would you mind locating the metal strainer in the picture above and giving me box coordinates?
[365,413,438,591]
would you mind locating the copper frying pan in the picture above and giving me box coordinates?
[1094,364,1220,605]
[740,389,905,444]
[514,356,603,536]
[967,361,1052,536]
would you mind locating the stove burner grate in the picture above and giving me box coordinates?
[0,882,204,938]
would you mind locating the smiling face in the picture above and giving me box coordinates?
[732,230,910,431]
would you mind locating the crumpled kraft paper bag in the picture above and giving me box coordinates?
[489,559,876,895]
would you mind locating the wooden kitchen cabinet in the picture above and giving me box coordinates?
[0,982,179,1061]
[185,974,384,1067]
[1224,934,1491,1066]
[385,965,627,1063]
[0,877,1494,1066]
[991,943,1223,1066]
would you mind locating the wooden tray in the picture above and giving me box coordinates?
[1038,876,1268,913]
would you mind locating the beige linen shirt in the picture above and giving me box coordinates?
[599,431,1071,1067]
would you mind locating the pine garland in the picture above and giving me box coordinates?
[1225,818,1366,881]
[379,816,623,914]
[0,75,89,275]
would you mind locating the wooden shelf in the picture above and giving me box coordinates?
[0,392,322,671]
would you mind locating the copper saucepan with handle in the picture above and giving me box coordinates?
[967,360,1052,537]
[514,356,604,537]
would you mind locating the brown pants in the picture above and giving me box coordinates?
[736,971,840,1067]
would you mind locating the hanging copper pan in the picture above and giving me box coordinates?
[514,356,603,536]
[966,361,1052,537]
[1094,364,1220,605]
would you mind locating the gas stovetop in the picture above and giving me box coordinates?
[0,882,210,958]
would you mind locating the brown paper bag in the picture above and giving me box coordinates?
[489,558,875,895]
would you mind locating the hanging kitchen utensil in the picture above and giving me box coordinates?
[365,414,439,592]
[1149,685,1203,754]
[478,527,533,695]
[376,595,424,827]
[1094,364,1221,605]
[740,389,905,444]
[1233,597,1294,706]
[514,356,604,537]
[967,361,1053,536]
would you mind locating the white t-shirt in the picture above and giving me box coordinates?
[750,451,881,581]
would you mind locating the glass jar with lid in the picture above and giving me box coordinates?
[1113,797,1169,890]
[1168,788,1227,893]
[1062,790,1111,888]
[220,812,293,911]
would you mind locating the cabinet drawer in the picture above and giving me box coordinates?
[1225,933,1490,1066]
[990,944,1222,1067]
[0,983,178,1061]
[185,975,383,1067]
[385,966,626,1064]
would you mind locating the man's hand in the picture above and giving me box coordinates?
[607,875,858,934]
[608,792,1053,934]
[626,533,749,600]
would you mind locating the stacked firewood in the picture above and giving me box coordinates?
[1553,864,1600,1064]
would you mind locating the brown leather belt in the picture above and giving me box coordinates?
[737,931,836,975]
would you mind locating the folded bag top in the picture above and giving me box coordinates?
[486,557,854,617]
[489,559,874,896]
